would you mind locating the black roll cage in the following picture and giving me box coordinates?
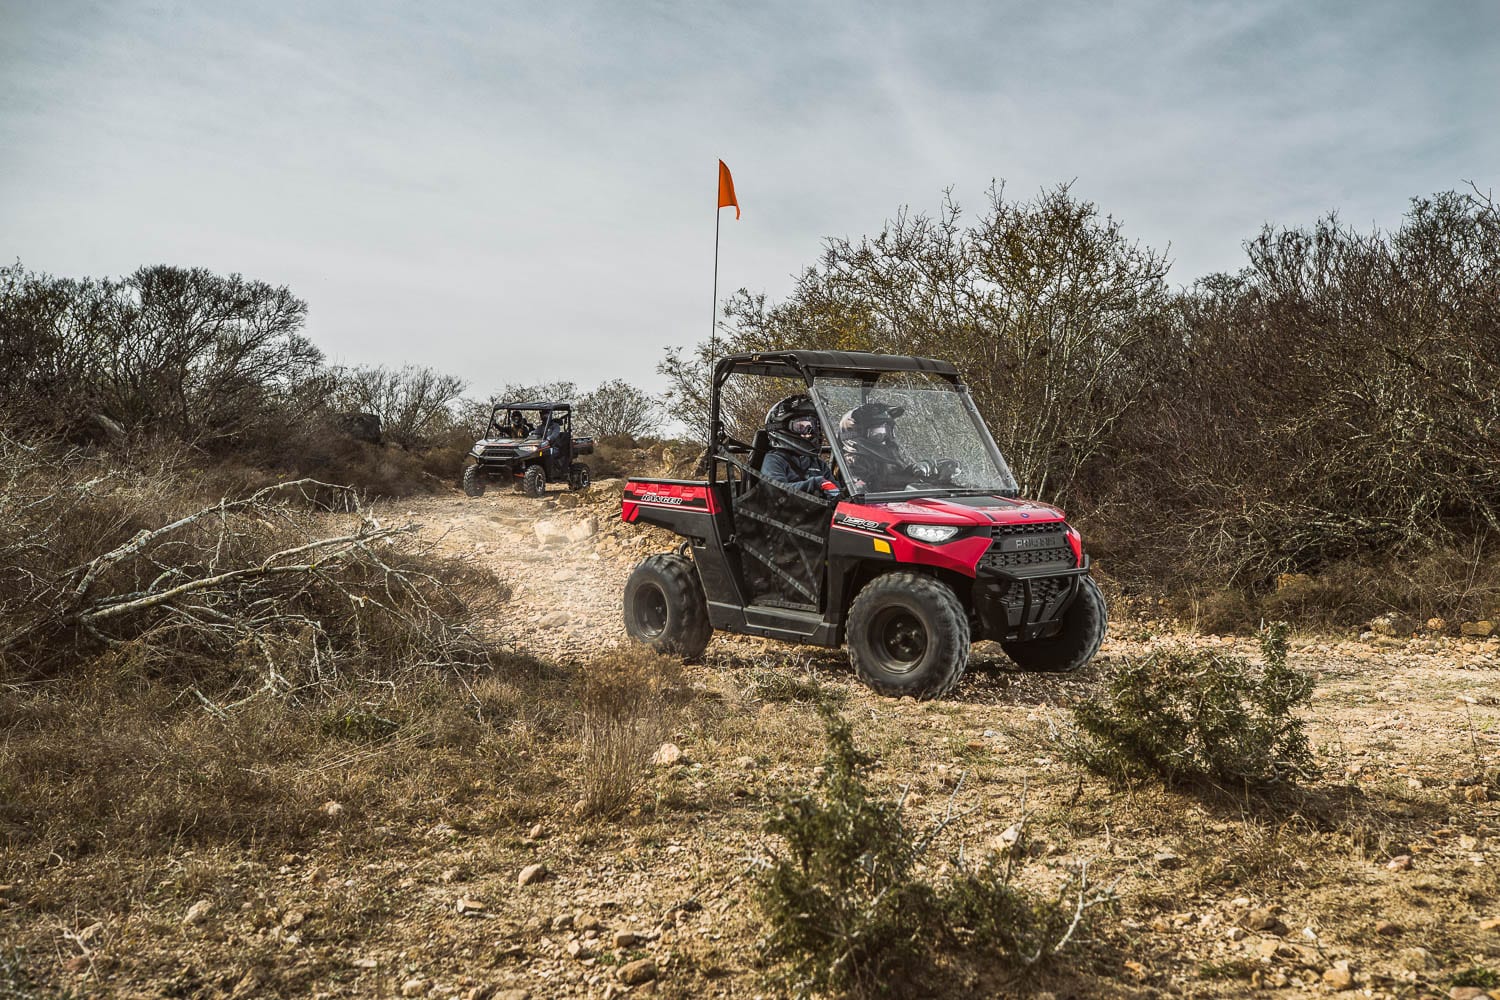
[708,350,1005,501]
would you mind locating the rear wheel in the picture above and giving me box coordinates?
[847,572,970,699]
[568,462,591,491]
[1001,576,1107,673]
[461,463,485,497]
[623,553,712,658]
[523,464,546,498]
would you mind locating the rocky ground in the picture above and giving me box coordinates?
[5,481,1498,999]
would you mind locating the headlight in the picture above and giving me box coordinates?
[903,524,960,544]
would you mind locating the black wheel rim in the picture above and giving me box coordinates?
[870,606,927,673]
[633,584,668,638]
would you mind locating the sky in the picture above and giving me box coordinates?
[3,0,1497,402]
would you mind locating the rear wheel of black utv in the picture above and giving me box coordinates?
[523,464,546,498]
[568,462,591,491]
[847,572,970,699]
[461,463,485,498]
[624,553,713,659]
[1001,576,1107,673]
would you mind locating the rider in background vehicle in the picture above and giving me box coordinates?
[534,410,563,457]
[760,395,842,499]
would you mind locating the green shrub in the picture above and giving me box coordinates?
[1064,623,1318,787]
[756,703,1101,997]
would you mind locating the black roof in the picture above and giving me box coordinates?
[492,401,571,411]
[715,350,960,380]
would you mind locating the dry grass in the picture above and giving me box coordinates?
[578,649,682,818]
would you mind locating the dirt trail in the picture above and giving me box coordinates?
[387,480,648,662]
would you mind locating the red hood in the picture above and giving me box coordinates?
[844,494,1066,527]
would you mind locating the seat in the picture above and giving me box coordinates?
[748,430,771,474]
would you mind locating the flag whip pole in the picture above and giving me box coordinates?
[708,172,723,444]
[710,191,721,382]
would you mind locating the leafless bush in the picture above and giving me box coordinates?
[578,648,680,817]
[0,262,323,448]
[667,181,1500,622]
[576,378,661,438]
[667,183,1171,498]
[333,364,468,450]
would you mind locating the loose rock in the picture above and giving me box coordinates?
[183,899,214,926]
[618,959,658,986]
[401,979,426,997]
[652,743,684,767]
[1397,946,1434,971]
[1245,906,1284,933]
[1322,961,1354,990]
[518,863,548,887]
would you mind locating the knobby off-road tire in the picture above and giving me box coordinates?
[623,553,713,659]
[461,463,485,498]
[523,464,547,498]
[847,571,970,699]
[568,462,591,491]
[1001,576,1108,673]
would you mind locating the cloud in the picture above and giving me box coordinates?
[3,0,1496,397]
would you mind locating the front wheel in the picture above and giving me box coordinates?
[461,463,485,497]
[523,464,546,498]
[623,553,712,659]
[847,572,970,699]
[1001,576,1107,673]
[568,462,591,491]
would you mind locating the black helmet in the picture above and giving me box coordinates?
[765,394,822,456]
[838,401,905,455]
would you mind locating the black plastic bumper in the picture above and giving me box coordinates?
[973,557,1090,642]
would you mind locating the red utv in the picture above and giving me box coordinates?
[620,351,1105,699]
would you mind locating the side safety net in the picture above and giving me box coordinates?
[720,453,832,609]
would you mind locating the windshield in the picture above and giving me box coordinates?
[810,375,1019,498]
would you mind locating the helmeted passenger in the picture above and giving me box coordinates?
[760,394,841,499]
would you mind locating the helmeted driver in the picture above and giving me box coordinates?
[760,394,842,499]
[838,401,946,493]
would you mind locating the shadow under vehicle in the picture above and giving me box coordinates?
[619,350,1106,699]
[462,401,594,498]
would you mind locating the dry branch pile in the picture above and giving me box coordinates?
[0,432,502,694]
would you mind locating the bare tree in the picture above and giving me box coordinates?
[334,364,467,450]
[576,379,660,438]
[0,263,322,446]
[683,183,1172,500]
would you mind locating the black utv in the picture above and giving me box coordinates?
[461,402,594,498]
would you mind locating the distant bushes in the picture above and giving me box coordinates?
[0,263,322,451]
[667,182,1500,623]
[0,262,668,498]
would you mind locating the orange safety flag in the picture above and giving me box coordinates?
[717,159,740,219]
